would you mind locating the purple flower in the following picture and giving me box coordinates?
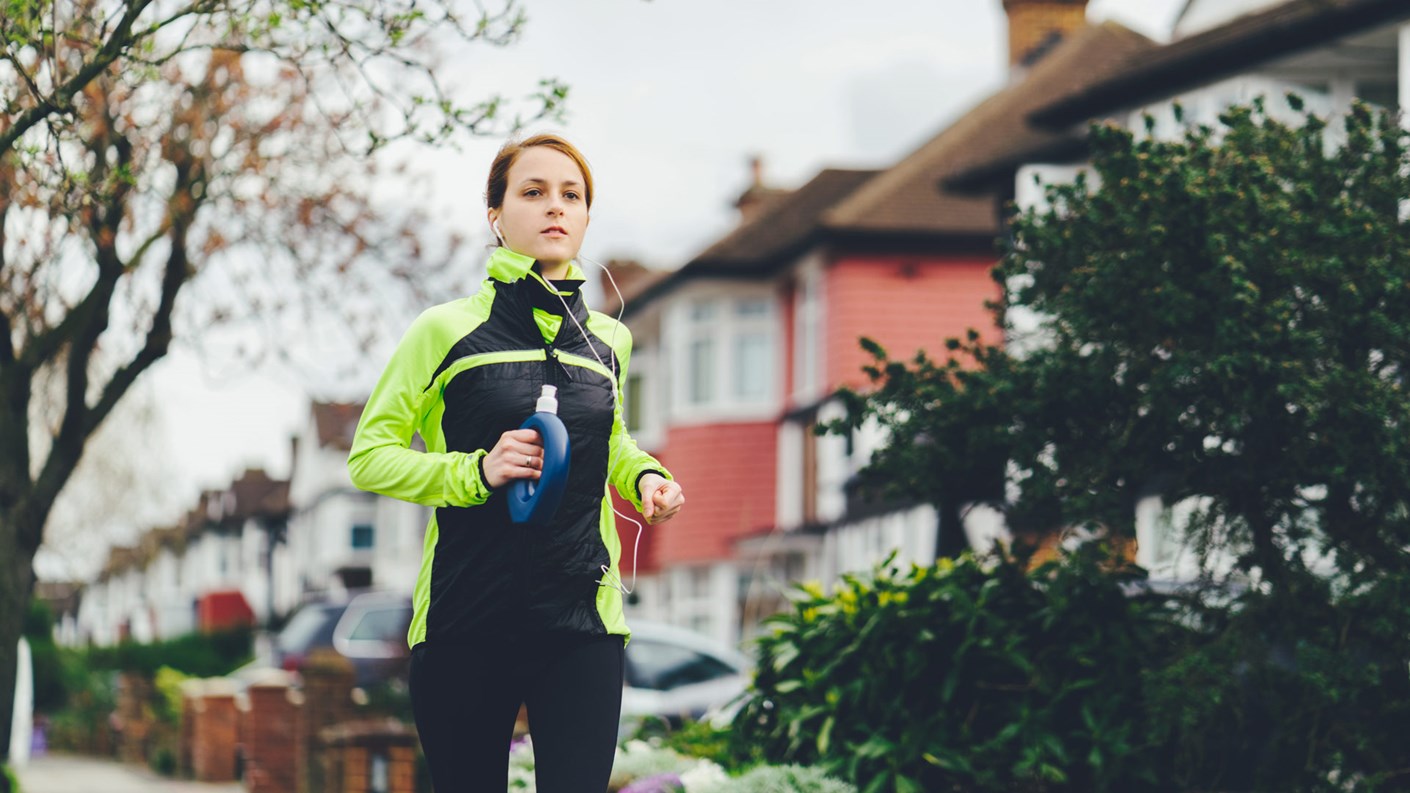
[619,772,685,793]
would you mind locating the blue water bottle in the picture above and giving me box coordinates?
[509,385,571,524]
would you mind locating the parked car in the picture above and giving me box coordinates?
[272,591,413,688]
[267,599,749,733]
[619,620,752,737]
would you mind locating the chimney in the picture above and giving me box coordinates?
[734,155,790,225]
[1002,0,1089,71]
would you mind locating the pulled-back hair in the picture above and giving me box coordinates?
[485,133,594,212]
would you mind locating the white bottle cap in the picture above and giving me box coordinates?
[536,385,559,414]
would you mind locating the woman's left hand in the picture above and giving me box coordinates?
[638,474,684,525]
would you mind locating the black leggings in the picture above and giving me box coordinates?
[409,632,625,793]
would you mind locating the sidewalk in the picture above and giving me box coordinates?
[13,753,244,793]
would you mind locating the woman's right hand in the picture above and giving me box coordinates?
[482,429,543,490]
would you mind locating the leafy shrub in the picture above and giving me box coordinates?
[732,546,1178,793]
[639,717,740,773]
[1144,568,1410,792]
[83,628,253,678]
[152,667,190,727]
[731,545,1410,793]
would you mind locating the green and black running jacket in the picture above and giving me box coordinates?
[347,246,671,649]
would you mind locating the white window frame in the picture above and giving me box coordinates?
[667,285,781,424]
[622,345,664,451]
[792,257,825,404]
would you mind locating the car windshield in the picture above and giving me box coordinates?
[346,606,411,642]
[278,604,341,652]
[625,638,738,691]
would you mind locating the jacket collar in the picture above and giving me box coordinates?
[487,246,587,287]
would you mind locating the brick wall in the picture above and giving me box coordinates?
[651,421,778,566]
[186,681,240,782]
[240,674,302,793]
[114,672,153,765]
[826,255,1002,393]
[301,649,357,793]
[321,720,418,793]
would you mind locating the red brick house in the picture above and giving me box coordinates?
[605,0,1155,647]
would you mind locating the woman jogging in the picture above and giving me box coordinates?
[347,133,685,792]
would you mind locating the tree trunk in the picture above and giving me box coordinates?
[936,497,970,559]
[0,523,36,758]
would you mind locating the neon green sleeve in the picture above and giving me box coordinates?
[602,320,672,512]
[347,307,493,507]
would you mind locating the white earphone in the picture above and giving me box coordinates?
[539,252,651,598]
[486,215,652,596]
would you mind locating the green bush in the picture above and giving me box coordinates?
[83,628,253,678]
[732,546,1180,793]
[1144,569,1410,792]
[45,656,117,754]
[2,762,19,793]
[731,547,1410,793]
[647,718,740,773]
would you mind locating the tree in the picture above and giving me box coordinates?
[829,97,1410,788]
[34,365,179,583]
[834,96,1410,585]
[0,0,566,752]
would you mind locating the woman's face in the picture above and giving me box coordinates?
[489,146,590,268]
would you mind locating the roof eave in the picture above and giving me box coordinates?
[1031,0,1410,130]
[943,135,1090,194]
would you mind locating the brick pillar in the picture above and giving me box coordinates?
[240,670,302,793]
[300,649,356,793]
[321,720,418,793]
[114,672,153,764]
[189,680,240,782]
[180,684,198,778]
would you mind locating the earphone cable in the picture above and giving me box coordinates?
[544,252,646,597]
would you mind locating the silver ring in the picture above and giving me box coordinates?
[525,455,532,468]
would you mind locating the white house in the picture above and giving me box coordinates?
[943,0,1410,581]
[283,402,430,611]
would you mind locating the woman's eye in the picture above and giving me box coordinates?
[565,192,581,201]
[524,188,541,197]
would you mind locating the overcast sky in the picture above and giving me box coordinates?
[36,0,1188,578]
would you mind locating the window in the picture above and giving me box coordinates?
[689,566,712,599]
[678,294,776,413]
[351,524,375,550]
[625,371,645,433]
[346,606,411,642]
[734,332,771,400]
[794,268,821,400]
[624,639,737,691]
[688,337,715,404]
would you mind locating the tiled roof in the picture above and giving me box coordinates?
[691,168,882,269]
[596,259,673,317]
[312,402,365,451]
[619,170,878,318]
[1030,0,1410,129]
[227,468,291,520]
[623,23,1156,320]
[835,21,1155,199]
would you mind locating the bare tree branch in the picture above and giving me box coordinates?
[0,0,155,155]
